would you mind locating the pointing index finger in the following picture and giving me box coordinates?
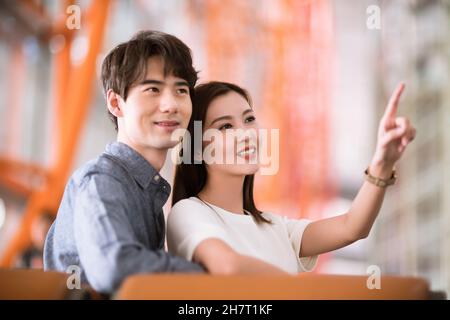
[384,82,405,121]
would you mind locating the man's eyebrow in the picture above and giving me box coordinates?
[138,79,189,87]
[174,80,190,87]
[139,79,163,86]
[210,108,254,126]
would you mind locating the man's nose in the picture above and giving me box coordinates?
[159,90,179,113]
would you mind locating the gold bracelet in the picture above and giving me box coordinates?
[364,167,396,188]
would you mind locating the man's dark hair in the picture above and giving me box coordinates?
[101,30,198,131]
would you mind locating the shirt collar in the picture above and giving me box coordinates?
[104,141,167,190]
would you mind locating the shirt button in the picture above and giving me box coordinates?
[154,175,160,182]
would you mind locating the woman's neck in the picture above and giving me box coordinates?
[198,171,246,215]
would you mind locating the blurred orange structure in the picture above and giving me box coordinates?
[199,0,336,216]
[198,0,336,270]
[0,0,111,267]
[1,0,333,269]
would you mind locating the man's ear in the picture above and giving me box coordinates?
[106,89,124,118]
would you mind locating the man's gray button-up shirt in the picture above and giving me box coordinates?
[44,142,203,294]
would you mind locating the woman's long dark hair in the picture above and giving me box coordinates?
[172,81,270,224]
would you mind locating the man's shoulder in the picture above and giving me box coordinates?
[70,152,130,186]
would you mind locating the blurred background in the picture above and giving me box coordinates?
[0,0,448,296]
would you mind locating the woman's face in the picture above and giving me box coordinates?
[202,91,260,176]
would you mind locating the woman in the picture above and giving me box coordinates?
[167,81,415,275]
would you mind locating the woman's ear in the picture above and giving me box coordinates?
[106,89,124,118]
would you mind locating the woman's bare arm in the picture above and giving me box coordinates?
[300,165,390,257]
[193,238,288,275]
[300,83,416,258]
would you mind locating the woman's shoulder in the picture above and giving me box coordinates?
[169,197,213,221]
[260,211,281,220]
[260,211,308,226]
[171,196,204,211]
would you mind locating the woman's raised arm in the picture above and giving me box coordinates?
[300,83,416,258]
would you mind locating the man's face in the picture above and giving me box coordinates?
[117,56,192,151]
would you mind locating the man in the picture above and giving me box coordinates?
[44,30,204,295]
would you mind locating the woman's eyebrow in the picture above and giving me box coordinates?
[210,115,232,126]
[210,108,253,126]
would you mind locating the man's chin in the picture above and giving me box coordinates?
[150,138,179,151]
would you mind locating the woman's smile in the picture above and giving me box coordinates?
[237,145,257,160]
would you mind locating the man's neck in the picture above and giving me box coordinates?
[116,137,167,172]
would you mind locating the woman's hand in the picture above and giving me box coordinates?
[300,83,417,257]
[370,82,416,178]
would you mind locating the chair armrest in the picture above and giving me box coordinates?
[114,273,431,300]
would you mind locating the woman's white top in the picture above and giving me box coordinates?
[167,197,318,273]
